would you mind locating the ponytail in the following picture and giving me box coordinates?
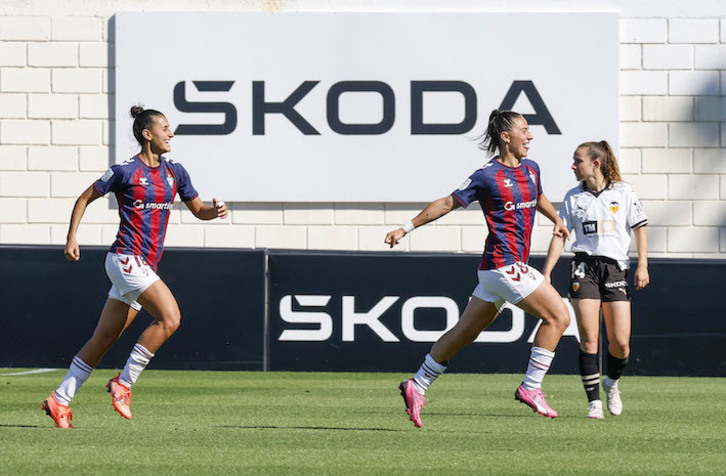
[477,110,523,156]
[579,140,622,183]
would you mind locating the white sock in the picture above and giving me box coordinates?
[118,344,154,388]
[412,353,447,395]
[54,356,93,406]
[522,346,555,391]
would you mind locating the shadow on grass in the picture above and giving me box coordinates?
[218,425,402,432]
[0,424,44,428]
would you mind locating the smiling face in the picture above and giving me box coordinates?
[142,115,174,154]
[501,116,533,159]
[572,146,599,182]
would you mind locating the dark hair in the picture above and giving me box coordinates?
[578,140,622,183]
[130,105,164,145]
[477,110,524,155]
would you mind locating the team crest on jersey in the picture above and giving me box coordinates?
[166,176,174,187]
[572,281,580,293]
[139,177,149,186]
[529,172,536,183]
[609,201,619,213]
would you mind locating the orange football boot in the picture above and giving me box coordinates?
[106,373,132,419]
[42,392,74,428]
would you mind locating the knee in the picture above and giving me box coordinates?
[609,342,630,359]
[544,305,570,332]
[580,339,598,354]
[159,309,181,336]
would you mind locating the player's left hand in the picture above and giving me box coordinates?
[213,198,228,219]
[552,219,570,240]
[634,265,649,290]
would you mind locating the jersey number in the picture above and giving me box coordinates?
[571,261,586,279]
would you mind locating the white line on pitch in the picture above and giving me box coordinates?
[0,368,57,376]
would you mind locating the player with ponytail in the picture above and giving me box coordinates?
[543,140,649,419]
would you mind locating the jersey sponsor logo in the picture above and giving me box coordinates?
[99,168,114,182]
[458,178,472,190]
[604,280,627,288]
[582,220,616,235]
[609,201,619,213]
[504,199,537,211]
[133,200,173,210]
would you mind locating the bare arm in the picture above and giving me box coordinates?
[183,197,228,221]
[384,195,461,248]
[65,185,102,261]
[633,226,649,290]
[536,193,570,240]
[542,235,566,283]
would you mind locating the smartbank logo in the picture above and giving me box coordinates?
[173,80,561,137]
[277,295,580,343]
[504,199,537,212]
[133,200,174,210]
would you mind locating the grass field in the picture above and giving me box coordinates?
[1,369,725,475]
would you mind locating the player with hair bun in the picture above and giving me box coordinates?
[386,110,572,428]
[42,105,228,428]
[542,140,649,419]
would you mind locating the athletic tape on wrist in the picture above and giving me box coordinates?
[402,220,415,233]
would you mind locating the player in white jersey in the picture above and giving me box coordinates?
[542,140,649,419]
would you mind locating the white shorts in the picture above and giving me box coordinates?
[472,262,544,311]
[105,253,159,311]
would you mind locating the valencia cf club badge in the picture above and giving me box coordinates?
[609,201,619,213]
[572,281,580,293]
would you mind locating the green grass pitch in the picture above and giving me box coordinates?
[1,369,725,475]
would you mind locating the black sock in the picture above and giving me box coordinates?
[606,352,629,381]
[579,350,601,403]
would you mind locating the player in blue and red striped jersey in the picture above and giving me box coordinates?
[386,110,572,427]
[42,106,228,428]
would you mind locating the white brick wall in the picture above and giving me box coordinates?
[0,0,724,262]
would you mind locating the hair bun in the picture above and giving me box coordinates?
[129,105,145,119]
[488,109,499,123]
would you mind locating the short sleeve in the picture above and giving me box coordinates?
[93,166,122,196]
[559,193,573,232]
[528,161,543,197]
[173,162,199,202]
[627,188,647,229]
[451,172,481,208]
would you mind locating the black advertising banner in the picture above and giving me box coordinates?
[0,246,265,370]
[267,251,581,374]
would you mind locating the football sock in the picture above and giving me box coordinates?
[412,353,447,395]
[54,356,93,406]
[118,343,154,388]
[606,351,629,381]
[522,346,555,391]
[579,350,601,402]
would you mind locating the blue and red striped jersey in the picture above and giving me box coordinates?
[93,155,198,271]
[451,158,543,270]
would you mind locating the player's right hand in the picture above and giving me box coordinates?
[65,238,80,262]
[385,229,406,248]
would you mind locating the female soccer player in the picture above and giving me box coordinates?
[42,106,228,428]
[542,140,648,419]
[385,110,572,428]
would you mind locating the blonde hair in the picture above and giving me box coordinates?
[579,140,622,183]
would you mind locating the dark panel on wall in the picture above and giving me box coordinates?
[0,246,265,370]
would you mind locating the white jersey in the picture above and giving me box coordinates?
[560,181,647,269]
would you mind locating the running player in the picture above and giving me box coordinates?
[385,110,572,428]
[542,140,648,419]
[42,106,228,428]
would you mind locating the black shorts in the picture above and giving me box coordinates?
[568,253,631,302]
